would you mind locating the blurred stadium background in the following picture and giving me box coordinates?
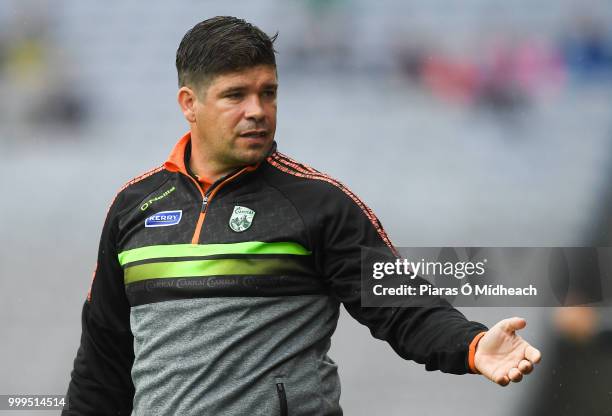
[1,0,611,414]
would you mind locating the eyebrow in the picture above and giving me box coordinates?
[219,83,278,95]
[220,86,246,95]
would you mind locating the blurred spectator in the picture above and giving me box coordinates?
[0,2,89,136]
[523,133,612,415]
[393,34,429,84]
[422,53,479,105]
[561,13,612,82]
[290,0,353,71]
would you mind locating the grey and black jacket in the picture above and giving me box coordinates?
[63,132,488,415]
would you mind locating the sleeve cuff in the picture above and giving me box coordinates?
[468,331,487,374]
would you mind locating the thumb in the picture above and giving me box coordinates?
[501,317,526,333]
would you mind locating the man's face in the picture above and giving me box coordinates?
[189,65,278,169]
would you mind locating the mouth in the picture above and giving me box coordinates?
[238,130,268,140]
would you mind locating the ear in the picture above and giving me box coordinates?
[177,86,197,123]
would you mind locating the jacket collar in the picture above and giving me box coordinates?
[164,131,192,175]
[164,131,277,176]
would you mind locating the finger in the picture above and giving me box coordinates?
[508,367,523,383]
[525,345,542,364]
[495,374,510,386]
[502,317,527,332]
[518,359,533,374]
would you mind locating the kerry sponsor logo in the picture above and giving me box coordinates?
[229,206,256,232]
[144,210,182,227]
[140,186,176,211]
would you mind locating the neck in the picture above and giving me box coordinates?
[188,138,239,184]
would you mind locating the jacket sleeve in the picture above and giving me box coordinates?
[63,194,135,415]
[318,185,488,374]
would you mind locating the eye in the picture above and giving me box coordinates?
[225,92,244,100]
[262,89,277,99]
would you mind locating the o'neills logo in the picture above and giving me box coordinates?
[140,186,176,211]
[145,210,182,227]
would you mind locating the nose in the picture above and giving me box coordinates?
[244,95,265,122]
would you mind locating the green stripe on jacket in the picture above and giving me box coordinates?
[118,241,311,266]
[124,258,310,284]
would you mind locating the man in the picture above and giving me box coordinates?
[63,16,541,415]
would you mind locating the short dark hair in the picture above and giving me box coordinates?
[176,16,278,88]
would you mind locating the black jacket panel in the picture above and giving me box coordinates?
[64,139,487,414]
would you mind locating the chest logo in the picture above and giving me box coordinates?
[229,206,256,232]
[145,210,182,227]
[140,186,176,211]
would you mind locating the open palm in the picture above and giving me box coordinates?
[474,317,542,386]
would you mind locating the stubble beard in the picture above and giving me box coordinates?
[225,139,273,168]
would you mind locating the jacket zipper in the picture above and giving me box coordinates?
[187,165,258,244]
[190,193,208,244]
[276,382,288,416]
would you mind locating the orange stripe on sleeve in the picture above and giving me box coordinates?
[87,165,165,301]
[109,165,165,211]
[267,153,399,256]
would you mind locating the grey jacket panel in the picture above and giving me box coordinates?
[130,295,342,415]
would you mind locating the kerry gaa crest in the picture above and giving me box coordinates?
[229,206,256,232]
